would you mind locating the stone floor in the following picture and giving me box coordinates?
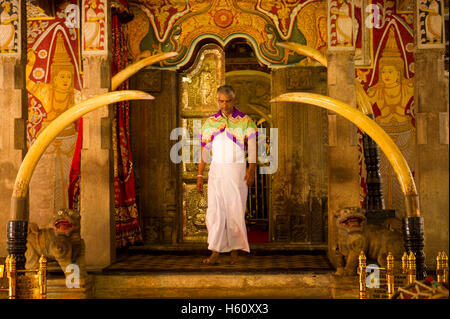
[102,251,334,273]
[93,251,342,299]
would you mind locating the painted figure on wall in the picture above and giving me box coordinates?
[27,31,80,211]
[27,33,78,132]
[420,0,442,44]
[357,27,414,214]
[331,0,353,46]
[84,0,105,50]
[0,1,18,53]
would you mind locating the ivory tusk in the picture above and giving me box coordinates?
[270,92,420,218]
[11,90,153,220]
[111,51,178,90]
[10,49,178,220]
[276,42,327,68]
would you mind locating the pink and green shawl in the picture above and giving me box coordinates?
[200,107,258,150]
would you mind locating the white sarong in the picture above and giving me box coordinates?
[206,132,249,252]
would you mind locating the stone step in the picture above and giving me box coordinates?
[93,272,334,299]
[2,271,365,299]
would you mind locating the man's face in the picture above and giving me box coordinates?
[217,92,235,116]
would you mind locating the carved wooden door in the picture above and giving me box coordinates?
[270,66,328,246]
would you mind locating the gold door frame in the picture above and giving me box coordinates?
[178,43,225,242]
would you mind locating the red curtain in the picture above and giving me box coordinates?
[68,118,82,212]
[111,13,143,248]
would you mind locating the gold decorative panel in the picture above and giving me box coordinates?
[181,117,209,177]
[182,183,208,242]
[179,43,225,242]
[180,43,225,116]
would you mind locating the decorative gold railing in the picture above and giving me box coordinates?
[0,255,47,299]
[358,251,448,299]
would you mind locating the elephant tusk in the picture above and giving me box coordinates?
[11,90,153,220]
[111,51,178,90]
[270,92,420,218]
[276,42,327,68]
[10,49,176,220]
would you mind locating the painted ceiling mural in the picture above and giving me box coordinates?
[127,0,327,68]
[355,0,416,216]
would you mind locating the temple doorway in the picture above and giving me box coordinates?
[224,39,272,244]
[177,39,272,245]
[130,38,328,251]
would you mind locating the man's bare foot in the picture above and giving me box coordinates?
[230,250,239,265]
[202,251,220,265]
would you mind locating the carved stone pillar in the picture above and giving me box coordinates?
[326,0,361,266]
[326,51,361,267]
[0,1,27,261]
[413,40,448,273]
[80,1,114,270]
[409,0,448,276]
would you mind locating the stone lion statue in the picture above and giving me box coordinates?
[334,207,404,276]
[25,209,87,279]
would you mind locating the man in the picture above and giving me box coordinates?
[197,85,257,265]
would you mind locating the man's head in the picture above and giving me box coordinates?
[217,85,236,116]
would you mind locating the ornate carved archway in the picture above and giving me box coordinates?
[126,0,327,68]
